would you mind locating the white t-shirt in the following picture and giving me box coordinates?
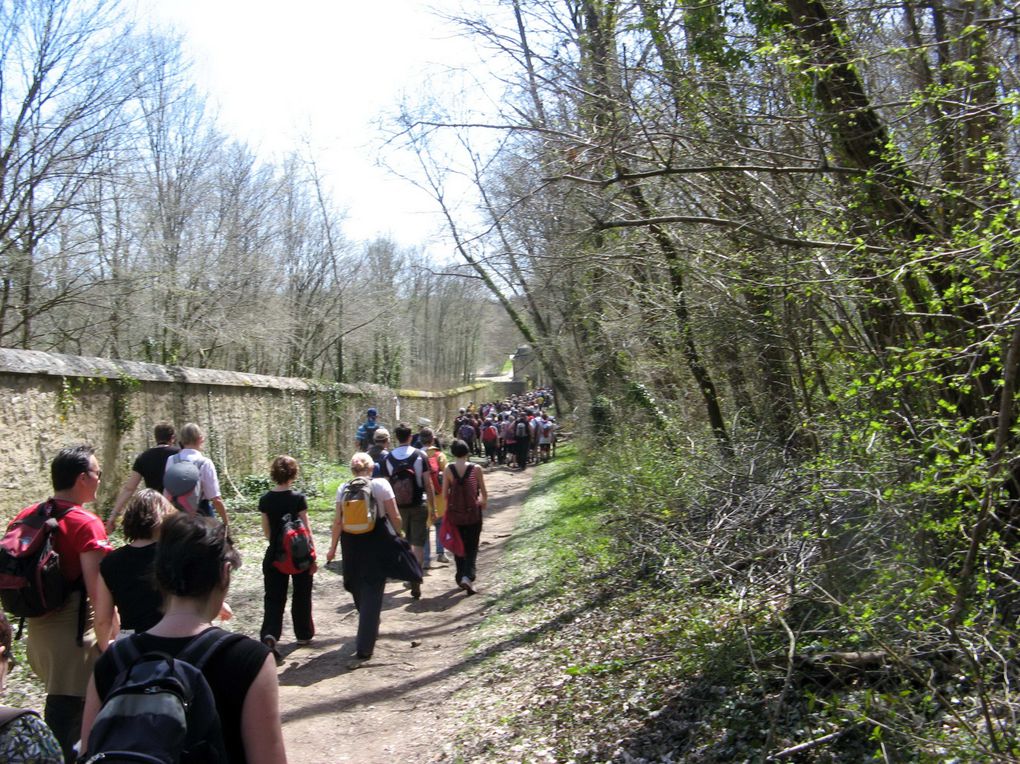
[336,477,394,517]
[166,448,221,500]
[384,444,427,486]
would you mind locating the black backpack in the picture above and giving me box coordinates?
[83,628,244,764]
[386,451,424,508]
[0,500,77,619]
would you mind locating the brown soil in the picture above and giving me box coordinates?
[274,465,532,763]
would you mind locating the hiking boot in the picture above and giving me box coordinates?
[436,553,451,564]
[410,582,422,599]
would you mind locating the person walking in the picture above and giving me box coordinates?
[355,407,382,451]
[105,422,179,533]
[259,456,317,662]
[96,490,173,642]
[420,428,449,567]
[481,418,499,466]
[80,513,287,764]
[382,423,435,598]
[7,445,114,762]
[442,439,488,595]
[513,412,532,471]
[164,423,230,528]
[326,453,402,661]
[367,428,390,477]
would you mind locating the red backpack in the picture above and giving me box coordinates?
[426,449,444,495]
[0,500,76,618]
[446,465,481,525]
[273,513,316,575]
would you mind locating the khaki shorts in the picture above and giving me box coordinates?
[398,504,429,547]
[27,591,99,697]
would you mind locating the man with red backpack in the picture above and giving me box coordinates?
[3,445,115,762]
[481,418,500,465]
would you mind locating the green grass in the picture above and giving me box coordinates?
[446,442,777,762]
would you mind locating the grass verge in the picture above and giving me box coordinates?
[443,443,831,763]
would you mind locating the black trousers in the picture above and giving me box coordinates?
[350,577,386,656]
[261,556,315,642]
[454,521,483,583]
[517,440,530,469]
[45,693,83,763]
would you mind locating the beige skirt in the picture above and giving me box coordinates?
[26,591,98,697]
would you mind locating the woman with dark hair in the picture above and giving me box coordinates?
[95,489,173,641]
[80,514,286,764]
[0,611,62,762]
[259,455,317,661]
[443,438,488,595]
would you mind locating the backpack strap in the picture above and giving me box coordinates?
[40,499,88,646]
[0,707,38,731]
[106,633,144,675]
[453,463,474,485]
[177,627,246,670]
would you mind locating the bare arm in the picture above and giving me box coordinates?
[261,513,271,541]
[81,549,114,652]
[327,501,342,562]
[241,655,288,764]
[106,472,142,533]
[212,496,229,528]
[93,573,119,646]
[476,468,488,510]
[80,675,102,752]
[442,466,453,506]
[424,465,436,508]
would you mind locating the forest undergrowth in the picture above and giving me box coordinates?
[446,436,1020,763]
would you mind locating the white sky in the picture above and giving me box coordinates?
[136,0,487,253]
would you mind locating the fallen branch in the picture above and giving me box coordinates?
[768,728,853,760]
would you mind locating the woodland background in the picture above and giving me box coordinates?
[4,0,1020,758]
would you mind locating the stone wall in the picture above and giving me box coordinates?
[0,349,511,518]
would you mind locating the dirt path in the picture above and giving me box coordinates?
[274,465,532,763]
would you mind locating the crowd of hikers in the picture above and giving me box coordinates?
[0,386,556,763]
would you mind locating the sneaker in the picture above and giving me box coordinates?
[436,553,451,564]
[296,638,313,646]
[347,653,371,669]
[410,582,421,599]
[459,576,476,595]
